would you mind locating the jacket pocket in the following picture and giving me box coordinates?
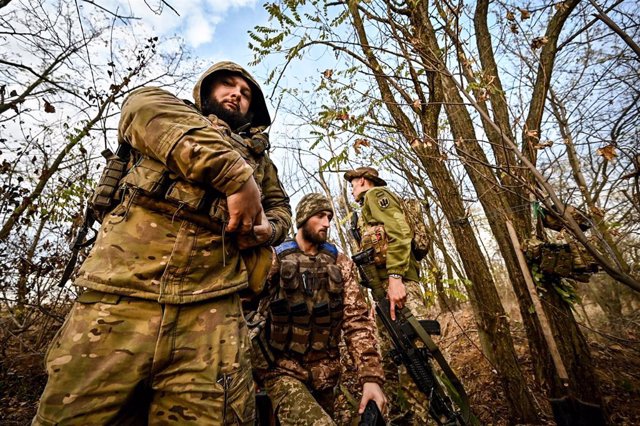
[121,157,168,196]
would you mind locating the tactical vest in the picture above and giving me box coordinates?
[90,122,271,232]
[267,240,344,356]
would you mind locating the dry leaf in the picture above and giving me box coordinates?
[597,144,617,161]
[518,8,531,20]
[506,11,516,21]
[44,100,56,113]
[589,206,605,219]
[336,112,350,121]
[534,140,553,150]
[510,24,519,34]
[353,138,370,154]
[322,69,333,79]
[531,36,548,49]
[412,99,421,109]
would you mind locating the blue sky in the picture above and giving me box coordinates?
[106,0,269,65]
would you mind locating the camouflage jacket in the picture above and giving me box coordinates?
[75,63,292,304]
[258,247,384,390]
[360,187,420,282]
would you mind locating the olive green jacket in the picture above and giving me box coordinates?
[76,63,291,303]
[359,187,420,282]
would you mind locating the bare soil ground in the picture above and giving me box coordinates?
[1,304,639,425]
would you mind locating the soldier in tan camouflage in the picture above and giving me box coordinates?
[33,62,292,425]
[252,193,386,425]
[344,167,430,425]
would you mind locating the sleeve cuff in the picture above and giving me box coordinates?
[359,375,385,387]
[221,161,254,195]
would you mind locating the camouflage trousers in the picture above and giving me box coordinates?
[333,345,363,426]
[264,374,336,425]
[378,280,429,425]
[33,290,254,425]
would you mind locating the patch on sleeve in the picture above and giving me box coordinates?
[378,196,390,209]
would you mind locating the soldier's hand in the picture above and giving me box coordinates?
[238,211,271,249]
[359,382,386,415]
[226,177,263,234]
[387,276,406,321]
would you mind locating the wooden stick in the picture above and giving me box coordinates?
[506,220,569,382]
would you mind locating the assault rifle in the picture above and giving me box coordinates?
[352,248,476,426]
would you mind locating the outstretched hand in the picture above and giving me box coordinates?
[226,177,263,234]
[387,276,406,321]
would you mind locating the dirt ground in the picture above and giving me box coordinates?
[1,303,639,425]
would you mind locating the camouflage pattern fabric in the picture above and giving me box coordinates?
[76,62,291,304]
[264,374,336,426]
[378,279,429,425]
[33,291,253,425]
[343,167,388,187]
[295,192,334,228]
[256,252,384,391]
[35,61,292,425]
[333,342,363,426]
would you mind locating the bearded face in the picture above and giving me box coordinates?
[201,97,251,130]
[301,211,331,245]
[202,73,253,130]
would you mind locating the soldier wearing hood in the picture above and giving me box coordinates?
[33,62,291,425]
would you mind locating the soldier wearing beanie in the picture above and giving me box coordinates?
[252,193,386,424]
[344,166,430,424]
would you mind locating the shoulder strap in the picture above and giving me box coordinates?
[275,239,300,258]
[319,242,338,260]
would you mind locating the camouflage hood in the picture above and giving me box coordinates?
[193,61,271,128]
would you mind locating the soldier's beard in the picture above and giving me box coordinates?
[201,98,251,131]
[302,223,328,245]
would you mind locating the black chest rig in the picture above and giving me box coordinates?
[267,240,344,356]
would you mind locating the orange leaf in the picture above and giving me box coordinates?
[597,145,617,161]
[518,8,531,20]
[322,69,333,79]
[353,138,370,154]
[531,36,548,49]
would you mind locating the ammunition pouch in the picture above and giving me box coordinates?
[310,302,331,351]
[361,224,388,266]
[90,148,129,222]
[280,260,299,291]
[269,240,345,354]
[289,301,311,354]
[268,298,290,352]
[120,157,230,230]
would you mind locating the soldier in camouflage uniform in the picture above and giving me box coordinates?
[344,167,429,425]
[252,193,386,425]
[33,62,292,425]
